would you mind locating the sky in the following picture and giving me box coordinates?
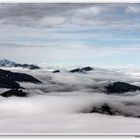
[0,3,140,67]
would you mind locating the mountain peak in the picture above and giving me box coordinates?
[0,59,40,70]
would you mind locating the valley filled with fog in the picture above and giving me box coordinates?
[0,66,140,134]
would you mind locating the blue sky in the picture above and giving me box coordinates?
[0,3,140,67]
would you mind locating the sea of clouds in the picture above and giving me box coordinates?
[0,67,140,134]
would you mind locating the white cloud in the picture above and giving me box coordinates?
[125,6,140,13]
[39,16,66,27]
[0,68,140,133]
[74,6,103,18]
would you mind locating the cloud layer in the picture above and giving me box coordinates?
[0,3,139,28]
[0,67,140,133]
[0,3,140,67]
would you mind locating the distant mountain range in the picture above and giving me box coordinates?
[0,59,40,70]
